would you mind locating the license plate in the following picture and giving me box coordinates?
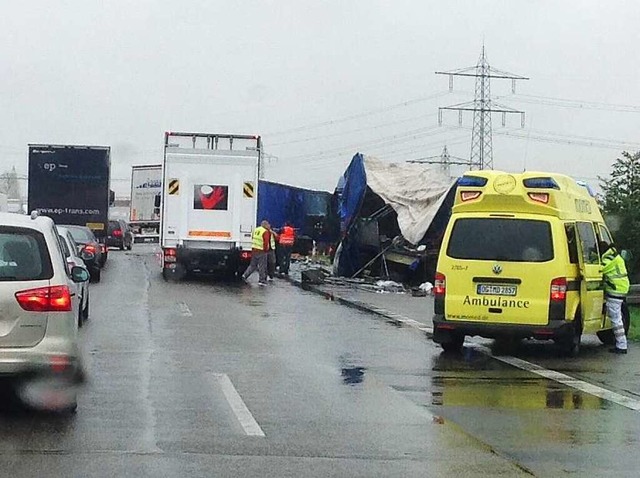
[476,284,517,296]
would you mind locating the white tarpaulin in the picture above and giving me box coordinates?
[364,156,455,245]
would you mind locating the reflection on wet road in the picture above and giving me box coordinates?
[0,249,639,477]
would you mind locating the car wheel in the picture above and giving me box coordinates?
[441,333,465,354]
[90,267,101,283]
[558,316,582,357]
[82,292,89,322]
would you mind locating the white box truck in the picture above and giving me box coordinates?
[160,132,261,280]
[129,164,162,243]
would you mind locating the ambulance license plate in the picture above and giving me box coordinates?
[477,284,517,296]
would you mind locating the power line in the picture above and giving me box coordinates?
[264,91,451,137]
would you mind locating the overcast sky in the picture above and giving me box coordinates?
[2,0,640,196]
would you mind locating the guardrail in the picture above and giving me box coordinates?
[628,284,640,305]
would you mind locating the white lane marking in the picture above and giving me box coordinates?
[470,344,640,411]
[333,292,640,410]
[214,373,266,437]
[178,302,192,317]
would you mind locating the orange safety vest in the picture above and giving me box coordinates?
[279,225,295,246]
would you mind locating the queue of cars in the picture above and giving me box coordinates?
[0,211,135,413]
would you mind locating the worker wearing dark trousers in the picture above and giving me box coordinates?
[278,222,296,275]
[267,226,278,281]
[242,221,271,286]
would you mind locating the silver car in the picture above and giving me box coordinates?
[57,226,90,327]
[0,212,89,412]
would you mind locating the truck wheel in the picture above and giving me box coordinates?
[441,333,464,354]
[163,265,186,282]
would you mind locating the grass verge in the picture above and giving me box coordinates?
[629,305,640,341]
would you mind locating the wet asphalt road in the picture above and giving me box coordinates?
[0,248,638,477]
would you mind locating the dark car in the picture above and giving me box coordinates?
[107,219,133,251]
[63,225,105,282]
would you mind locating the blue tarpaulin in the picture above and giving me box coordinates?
[257,180,339,243]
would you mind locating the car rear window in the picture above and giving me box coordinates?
[0,227,53,281]
[446,218,554,262]
[67,227,95,243]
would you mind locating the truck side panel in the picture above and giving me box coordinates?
[28,145,110,238]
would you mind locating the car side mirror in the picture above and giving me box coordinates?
[71,266,90,283]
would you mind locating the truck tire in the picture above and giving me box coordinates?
[597,301,630,345]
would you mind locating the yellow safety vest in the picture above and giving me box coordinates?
[252,226,267,251]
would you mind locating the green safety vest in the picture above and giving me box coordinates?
[252,227,267,251]
[602,247,630,297]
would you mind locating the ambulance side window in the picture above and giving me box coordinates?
[597,224,613,246]
[564,223,579,264]
[576,222,599,265]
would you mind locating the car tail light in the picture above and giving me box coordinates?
[113,229,122,237]
[15,286,72,312]
[434,272,446,296]
[164,248,177,263]
[240,251,251,260]
[550,277,567,302]
[528,192,549,204]
[460,191,482,202]
[83,244,96,254]
[100,244,107,253]
[50,355,71,373]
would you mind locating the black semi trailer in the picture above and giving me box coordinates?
[28,144,111,239]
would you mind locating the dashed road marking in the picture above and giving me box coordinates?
[178,302,192,317]
[214,373,265,437]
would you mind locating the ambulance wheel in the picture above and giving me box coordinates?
[440,333,464,354]
[558,316,582,357]
[597,301,631,345]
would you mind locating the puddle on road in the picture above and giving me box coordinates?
[339,354,367,386]
[430,375,607,410]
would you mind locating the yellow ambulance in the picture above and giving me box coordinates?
[432,170,629,355]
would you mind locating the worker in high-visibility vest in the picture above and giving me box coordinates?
[599,240,630,354]
[241,220,271,285]
[278,222,296,275]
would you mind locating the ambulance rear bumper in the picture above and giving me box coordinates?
[432,314,575,342]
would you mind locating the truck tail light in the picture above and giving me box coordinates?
[164,248,177,263]
[550,277,567,302]
[434,272,446,296]
[15,286,72,312]
[240,251,251,260]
